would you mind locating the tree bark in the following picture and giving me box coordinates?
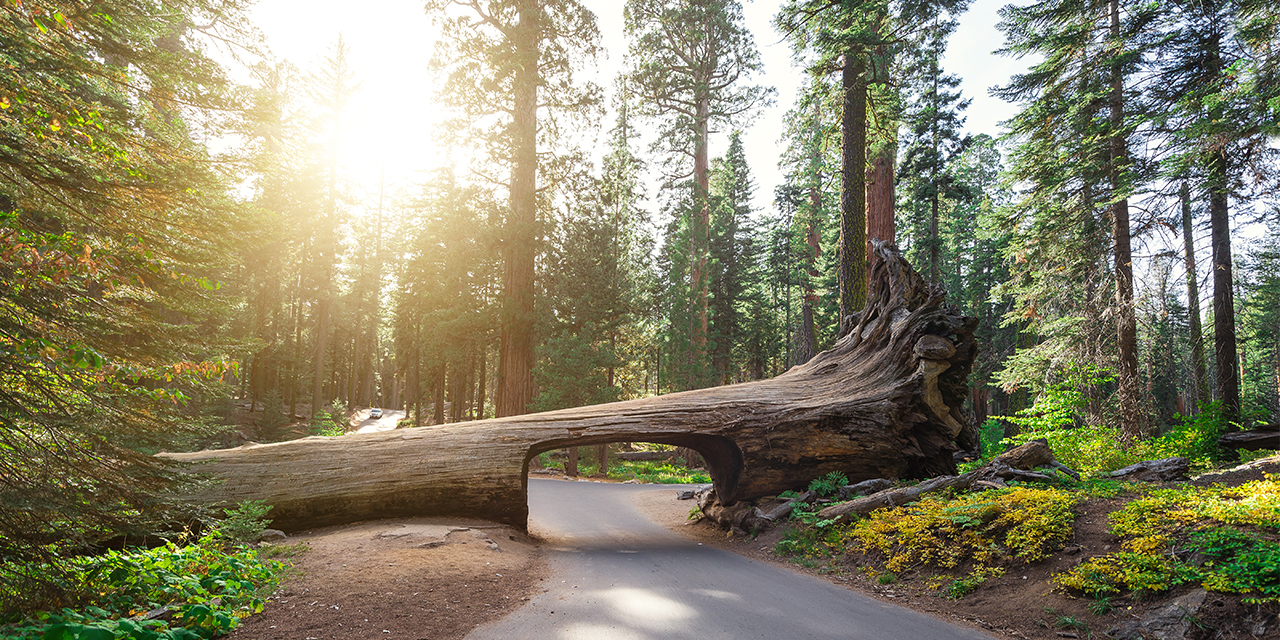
[866,43,896,280]
[496,0,539,418]
[1108,0,1145,440]
[165,244,976,534]
[1180,180,1209,410]
[840,51,868,330]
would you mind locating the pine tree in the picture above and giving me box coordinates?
[428,0,602,417]
[994,0,1158,438]
[625,0,772,387]
[0,0,255,596]
[897,26,971,283]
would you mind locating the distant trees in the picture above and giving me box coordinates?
[427,0,602,416]
[625,0,771,388]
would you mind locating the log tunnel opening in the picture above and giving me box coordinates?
[522,434,745,505]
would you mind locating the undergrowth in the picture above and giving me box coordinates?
[0,502,286,639]
[1056,476,1280,603]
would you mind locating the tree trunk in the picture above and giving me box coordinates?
[1181,180,1209,410]
[311,297,330,418]
[691,97,712,386]
[1108,0,1145,440]
[496,0,539,418]
[866,43,896,280]
[1208,131,1239,428]
[840,51,868,331]
[165,244,976,534]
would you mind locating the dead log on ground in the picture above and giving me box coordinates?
[162,242,977,533]
[1219,429,1280,452]
[809,439,1076,524]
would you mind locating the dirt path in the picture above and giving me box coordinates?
[230,517,546,640]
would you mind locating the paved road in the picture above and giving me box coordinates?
[467,479,994,640]
[354,409,405,433]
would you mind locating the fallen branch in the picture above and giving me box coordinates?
[815,440,1073,523]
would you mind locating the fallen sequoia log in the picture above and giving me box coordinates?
[700,439,1076,531]
[1219,427,1280,452]
[163,242,978,532]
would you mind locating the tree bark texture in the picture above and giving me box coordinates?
[496,0,539,418]
[840,52,868,328]
[165,244,976,533]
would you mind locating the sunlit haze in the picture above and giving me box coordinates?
[248,0,1019,220]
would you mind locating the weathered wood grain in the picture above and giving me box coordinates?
[163,242,977,532]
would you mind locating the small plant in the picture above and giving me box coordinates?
[807,472,848,498]
[1087,595,1114,615]
[217,500,274,544]
[877,572,898,585]
[687,506,704,521]
[1054,615,1088,631]
[946,567,1005,599]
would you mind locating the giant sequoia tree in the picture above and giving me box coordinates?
[427,0,601,417]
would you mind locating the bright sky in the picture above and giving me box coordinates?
[248,0,1024,219]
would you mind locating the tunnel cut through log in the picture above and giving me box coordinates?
[163,242,978,533]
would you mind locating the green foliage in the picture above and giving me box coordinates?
[806,472,848,498]
[609,460,711,485]
[256,391,290,441]
[215,502,273,545]
[945,567,1006,599]
[977,420,1005,459]
[774,522,847,562]
[308,401,347,437]
[0,532,282,638]
[848,486,1077,573]
[1136,402,1231,469]
[1056,478,1280,602]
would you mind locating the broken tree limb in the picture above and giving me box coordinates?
[162,242,977,533]
[814,440,1074,523]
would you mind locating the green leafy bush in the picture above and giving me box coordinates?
[0,531,282,639]
[1056,477,1280,602]
[807,472,848,498]
[216,501,273,545]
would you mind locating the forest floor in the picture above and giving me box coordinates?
[228,464,1280,640]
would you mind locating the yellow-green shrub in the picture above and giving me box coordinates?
[1056,477,1280,601]
[848,486,1078,573]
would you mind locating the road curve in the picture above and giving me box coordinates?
[467,479,994,640]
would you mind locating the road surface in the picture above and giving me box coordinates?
[467,479,994,640]
[354,408,405,433]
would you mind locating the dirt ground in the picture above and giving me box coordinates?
[232,463,1280,640]
[229,518,546,640]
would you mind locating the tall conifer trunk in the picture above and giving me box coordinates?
[840,51,868,328]
[691,97,711,385]
[1204,29,1240,427]
[1108,0,1145,439]
[866,42,896,280]
[497,0,538,417]
[1180,180,1209,410]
